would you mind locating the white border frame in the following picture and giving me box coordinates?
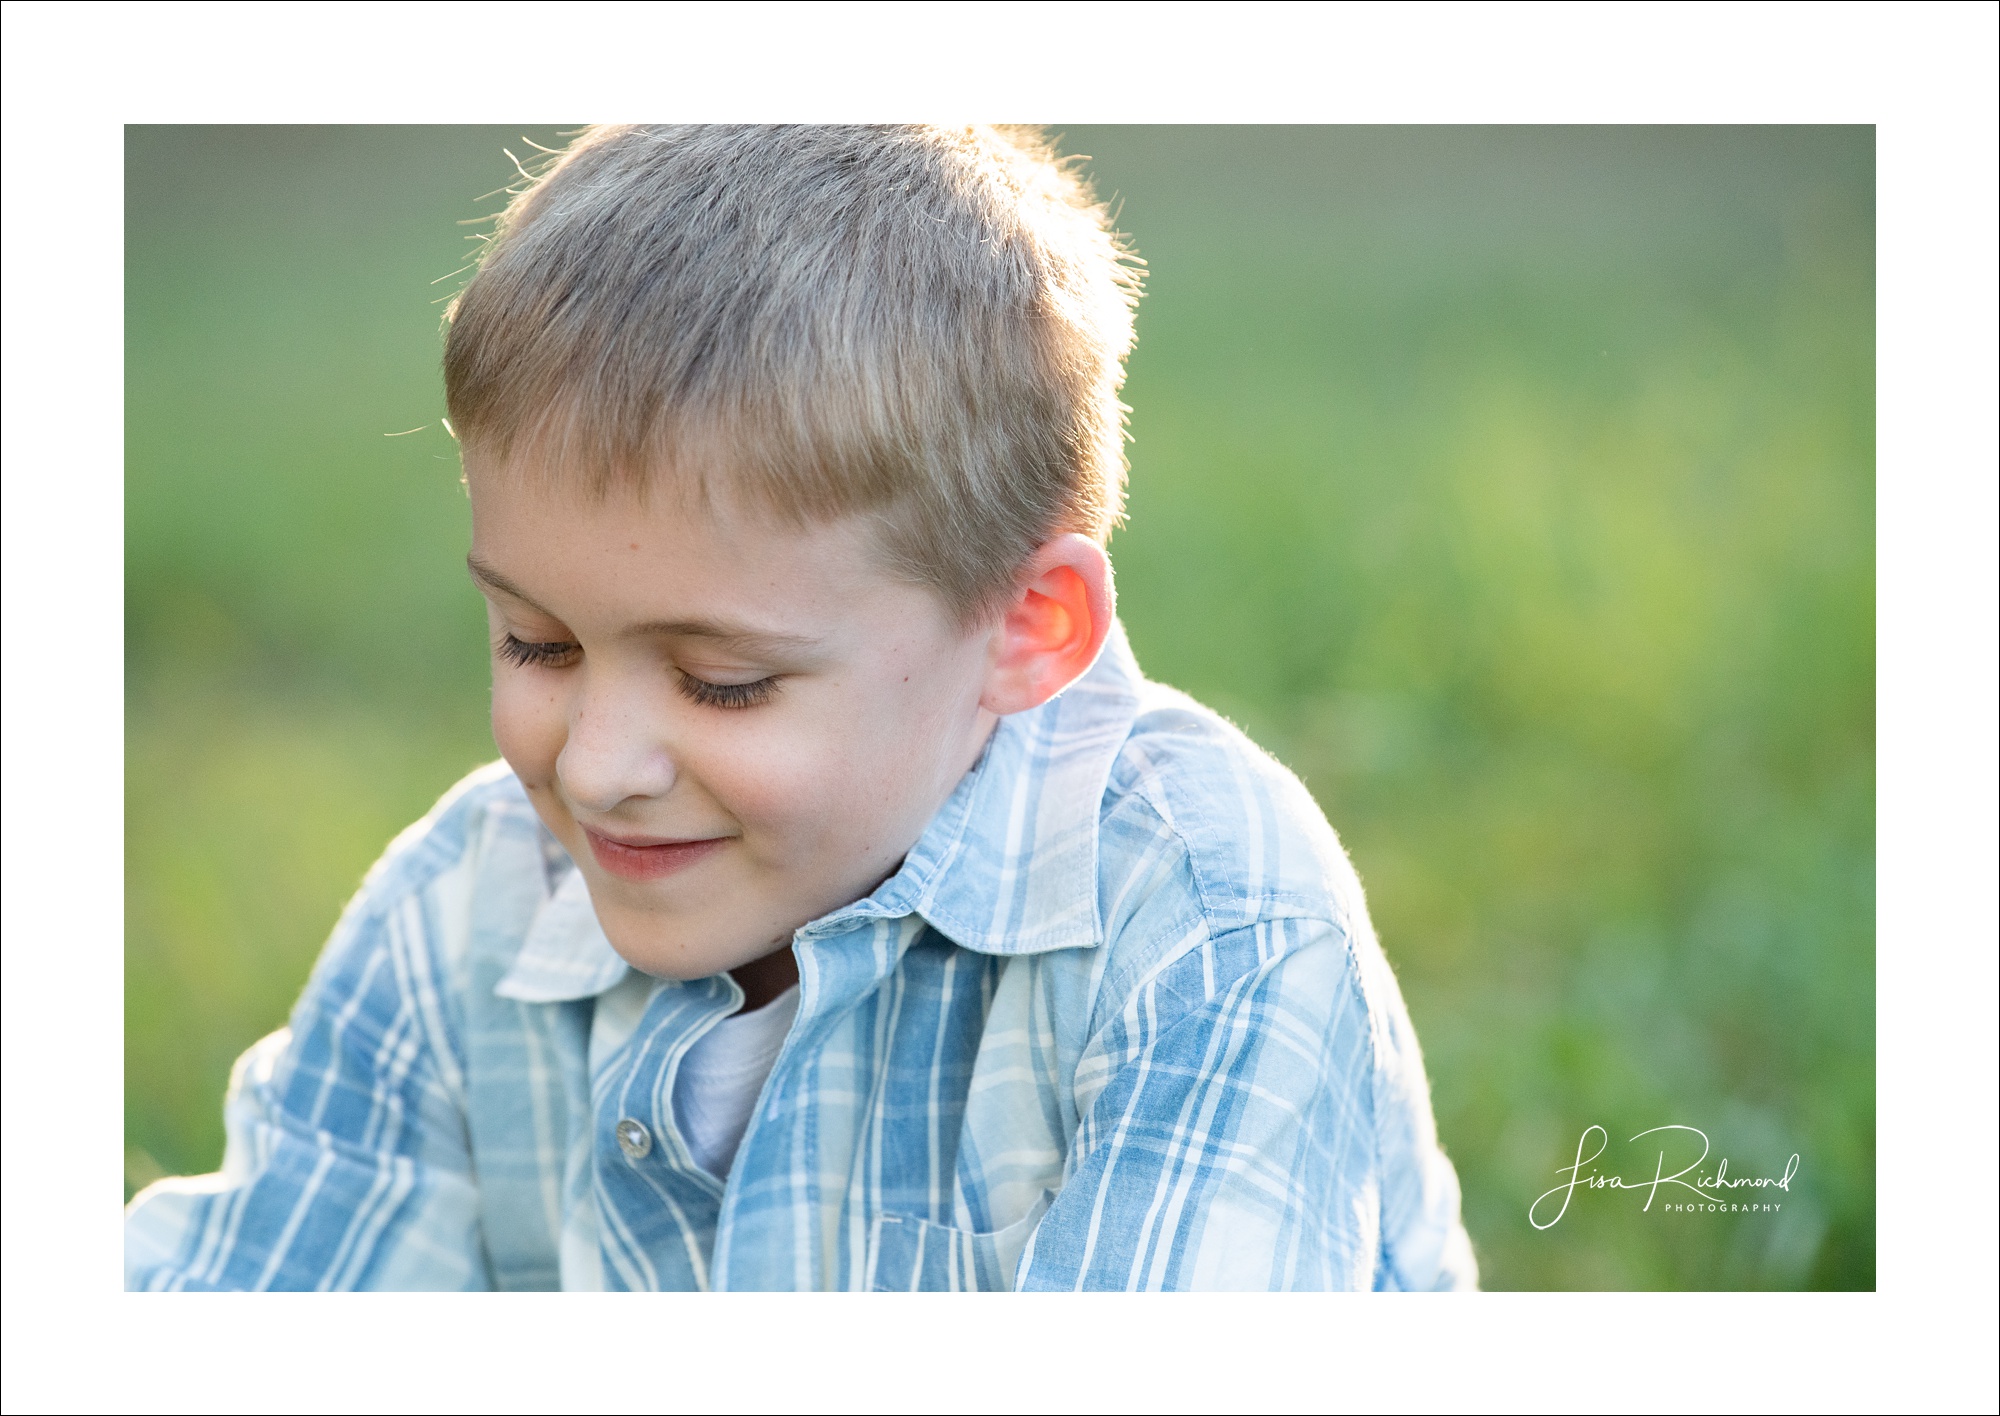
[4,3,1994,1411]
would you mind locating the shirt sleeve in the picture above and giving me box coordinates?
[1013,914,1478,1291]
[125,832,493,1292]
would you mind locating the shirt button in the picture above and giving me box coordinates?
[614,1118,653,1160]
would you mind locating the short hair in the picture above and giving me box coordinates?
[443,124,1143,623]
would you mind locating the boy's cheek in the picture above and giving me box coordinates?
[489,678,566,793]
[713,727,944,862]
[696,737,841,836]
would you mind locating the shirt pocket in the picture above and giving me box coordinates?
[865,1191,1055,1292]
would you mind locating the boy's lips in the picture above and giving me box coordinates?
[582,828,730,882]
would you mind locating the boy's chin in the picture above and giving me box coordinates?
[595,905,791,984]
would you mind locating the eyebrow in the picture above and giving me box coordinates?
[465,555,548,611]
[466,554,822,657]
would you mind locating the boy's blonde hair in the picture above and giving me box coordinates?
[444,124,1142,623]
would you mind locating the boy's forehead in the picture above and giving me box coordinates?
[464,452,941,634]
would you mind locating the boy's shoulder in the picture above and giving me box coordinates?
[911,624,1372,970]
[307,759,555,999]
[353,759,542,907]
[1108,676,1364,938]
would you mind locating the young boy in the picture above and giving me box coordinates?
[126,125,1477,1291]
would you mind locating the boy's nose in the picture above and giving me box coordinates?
[556,694,679,814]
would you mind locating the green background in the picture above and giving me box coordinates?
[125,125,1874,1289]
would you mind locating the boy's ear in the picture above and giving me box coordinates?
[979,534,1115,717]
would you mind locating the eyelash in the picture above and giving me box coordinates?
[496,634,580,669]
[674,674,780,711]
[494,634,781,710]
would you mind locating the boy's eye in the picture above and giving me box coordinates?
[675,671,780,711]
[496,633,581,669]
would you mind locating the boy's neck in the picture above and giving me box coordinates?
[731,943,801,1013]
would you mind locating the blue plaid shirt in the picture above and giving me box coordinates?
[126,625,1476,1291]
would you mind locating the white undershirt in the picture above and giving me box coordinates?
[672,985,800,1179]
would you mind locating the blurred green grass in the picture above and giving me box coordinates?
[124,125,1873,1289]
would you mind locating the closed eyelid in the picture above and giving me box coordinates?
[625,620,821,661]
[675,668,781,710]
[469,555,824,667]
[496,632,579,669]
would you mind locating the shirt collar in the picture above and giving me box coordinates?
[494,618,1146,1000]
[800,618,1144,957]
[494,862,630,1003]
